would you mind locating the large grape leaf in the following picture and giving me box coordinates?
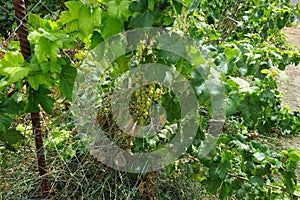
[129,0,147,12]
[0,52,29,83]
[101,17,123,40]
[59,1,82,24]
[0,98,24,114]
[0,115,12,133]
[0,51,24,68]
[239,94,262,128]
[60,1,101,38]
[28,72,54,91]
[129,11,155,28]
[107,0,132,21]
[2,66,29,83]
[28,14,60,31]
[25,85,55,115]
[78,6,95,36]
[34,37,62,62]
[59,66,77,100]
[0,128,25,145]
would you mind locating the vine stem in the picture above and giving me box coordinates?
[13,0,50,198]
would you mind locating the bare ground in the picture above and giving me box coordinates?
[276,26,300,154]
[276,26,300,184]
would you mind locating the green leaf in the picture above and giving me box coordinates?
[206,178,222,194]
[217,161,230,180]
[253,152,266,161]
[129,0,147,12]
[0,129,24,145]
[0,51,24,68]
[129,11,155,28]
[78,6,95,36]
[0,98,23,114]
[60,1,82,24]
[28,14,48,29]
[28,30,42,44]
[101,17,124,39]
[225,96,238,116]
[239,94,262,128]
[249,175,265,187]
[224,45,239,61]
[25,85,55,115]
[287,148,300,162]
[0,52,28,83]
[115,55,130,73]
[107,0,131,21]
[229,77,250,90]
[219,182,231,200]
[281,170,296,193]
[2,66,29,83]
[64,20,79,33]
[28,73,54,91]
[59,66,77,100]
[90,31,103,49]
[28,14,60,31]
[0,115,12,133]
[189,46,206,66]
[39,62,62,73]
[34,37,61,62]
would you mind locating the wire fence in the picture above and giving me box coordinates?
[0,1,115,199]
[0,0,60,54]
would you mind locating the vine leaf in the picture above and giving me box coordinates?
[60,1,101,38]
[0,98,23,114]
[25,85,55,115]
[129,11,155,28]
[28,14,60,31]
[34,37,61,62]
[107,0,132,21]
[129,0,147,12]
[0,51,24,67]
[0,115,12,133]
[60,1,82,24]
[0,51,29,83]
[2,66,30,83]
[40,62,62,73]
[0,128,25,145]
[59,65,77,101]
[28,73,54,91]
[78,6,95,36]
[101,17,123,39]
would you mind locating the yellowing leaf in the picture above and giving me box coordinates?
[3,67,29,83]
[0,52,24,68]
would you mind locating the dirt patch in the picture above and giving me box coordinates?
[277,26,300,182]
[279,27,300,110]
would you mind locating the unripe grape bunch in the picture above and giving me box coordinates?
[130,73,164,125]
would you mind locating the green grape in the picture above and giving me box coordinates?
[131,83,164,125]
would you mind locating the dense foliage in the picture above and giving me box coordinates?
[1,0,300,199]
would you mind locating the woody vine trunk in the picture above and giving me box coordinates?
[13,0,50,198]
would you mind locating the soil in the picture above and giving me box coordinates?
[276,26,300,153]
[279,26,300,112]
[276,25,300,183]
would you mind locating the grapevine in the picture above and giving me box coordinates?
[1,0,300,199]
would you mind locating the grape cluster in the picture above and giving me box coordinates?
[130,74,164,125]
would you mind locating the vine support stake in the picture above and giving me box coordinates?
[13,0,50,198]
